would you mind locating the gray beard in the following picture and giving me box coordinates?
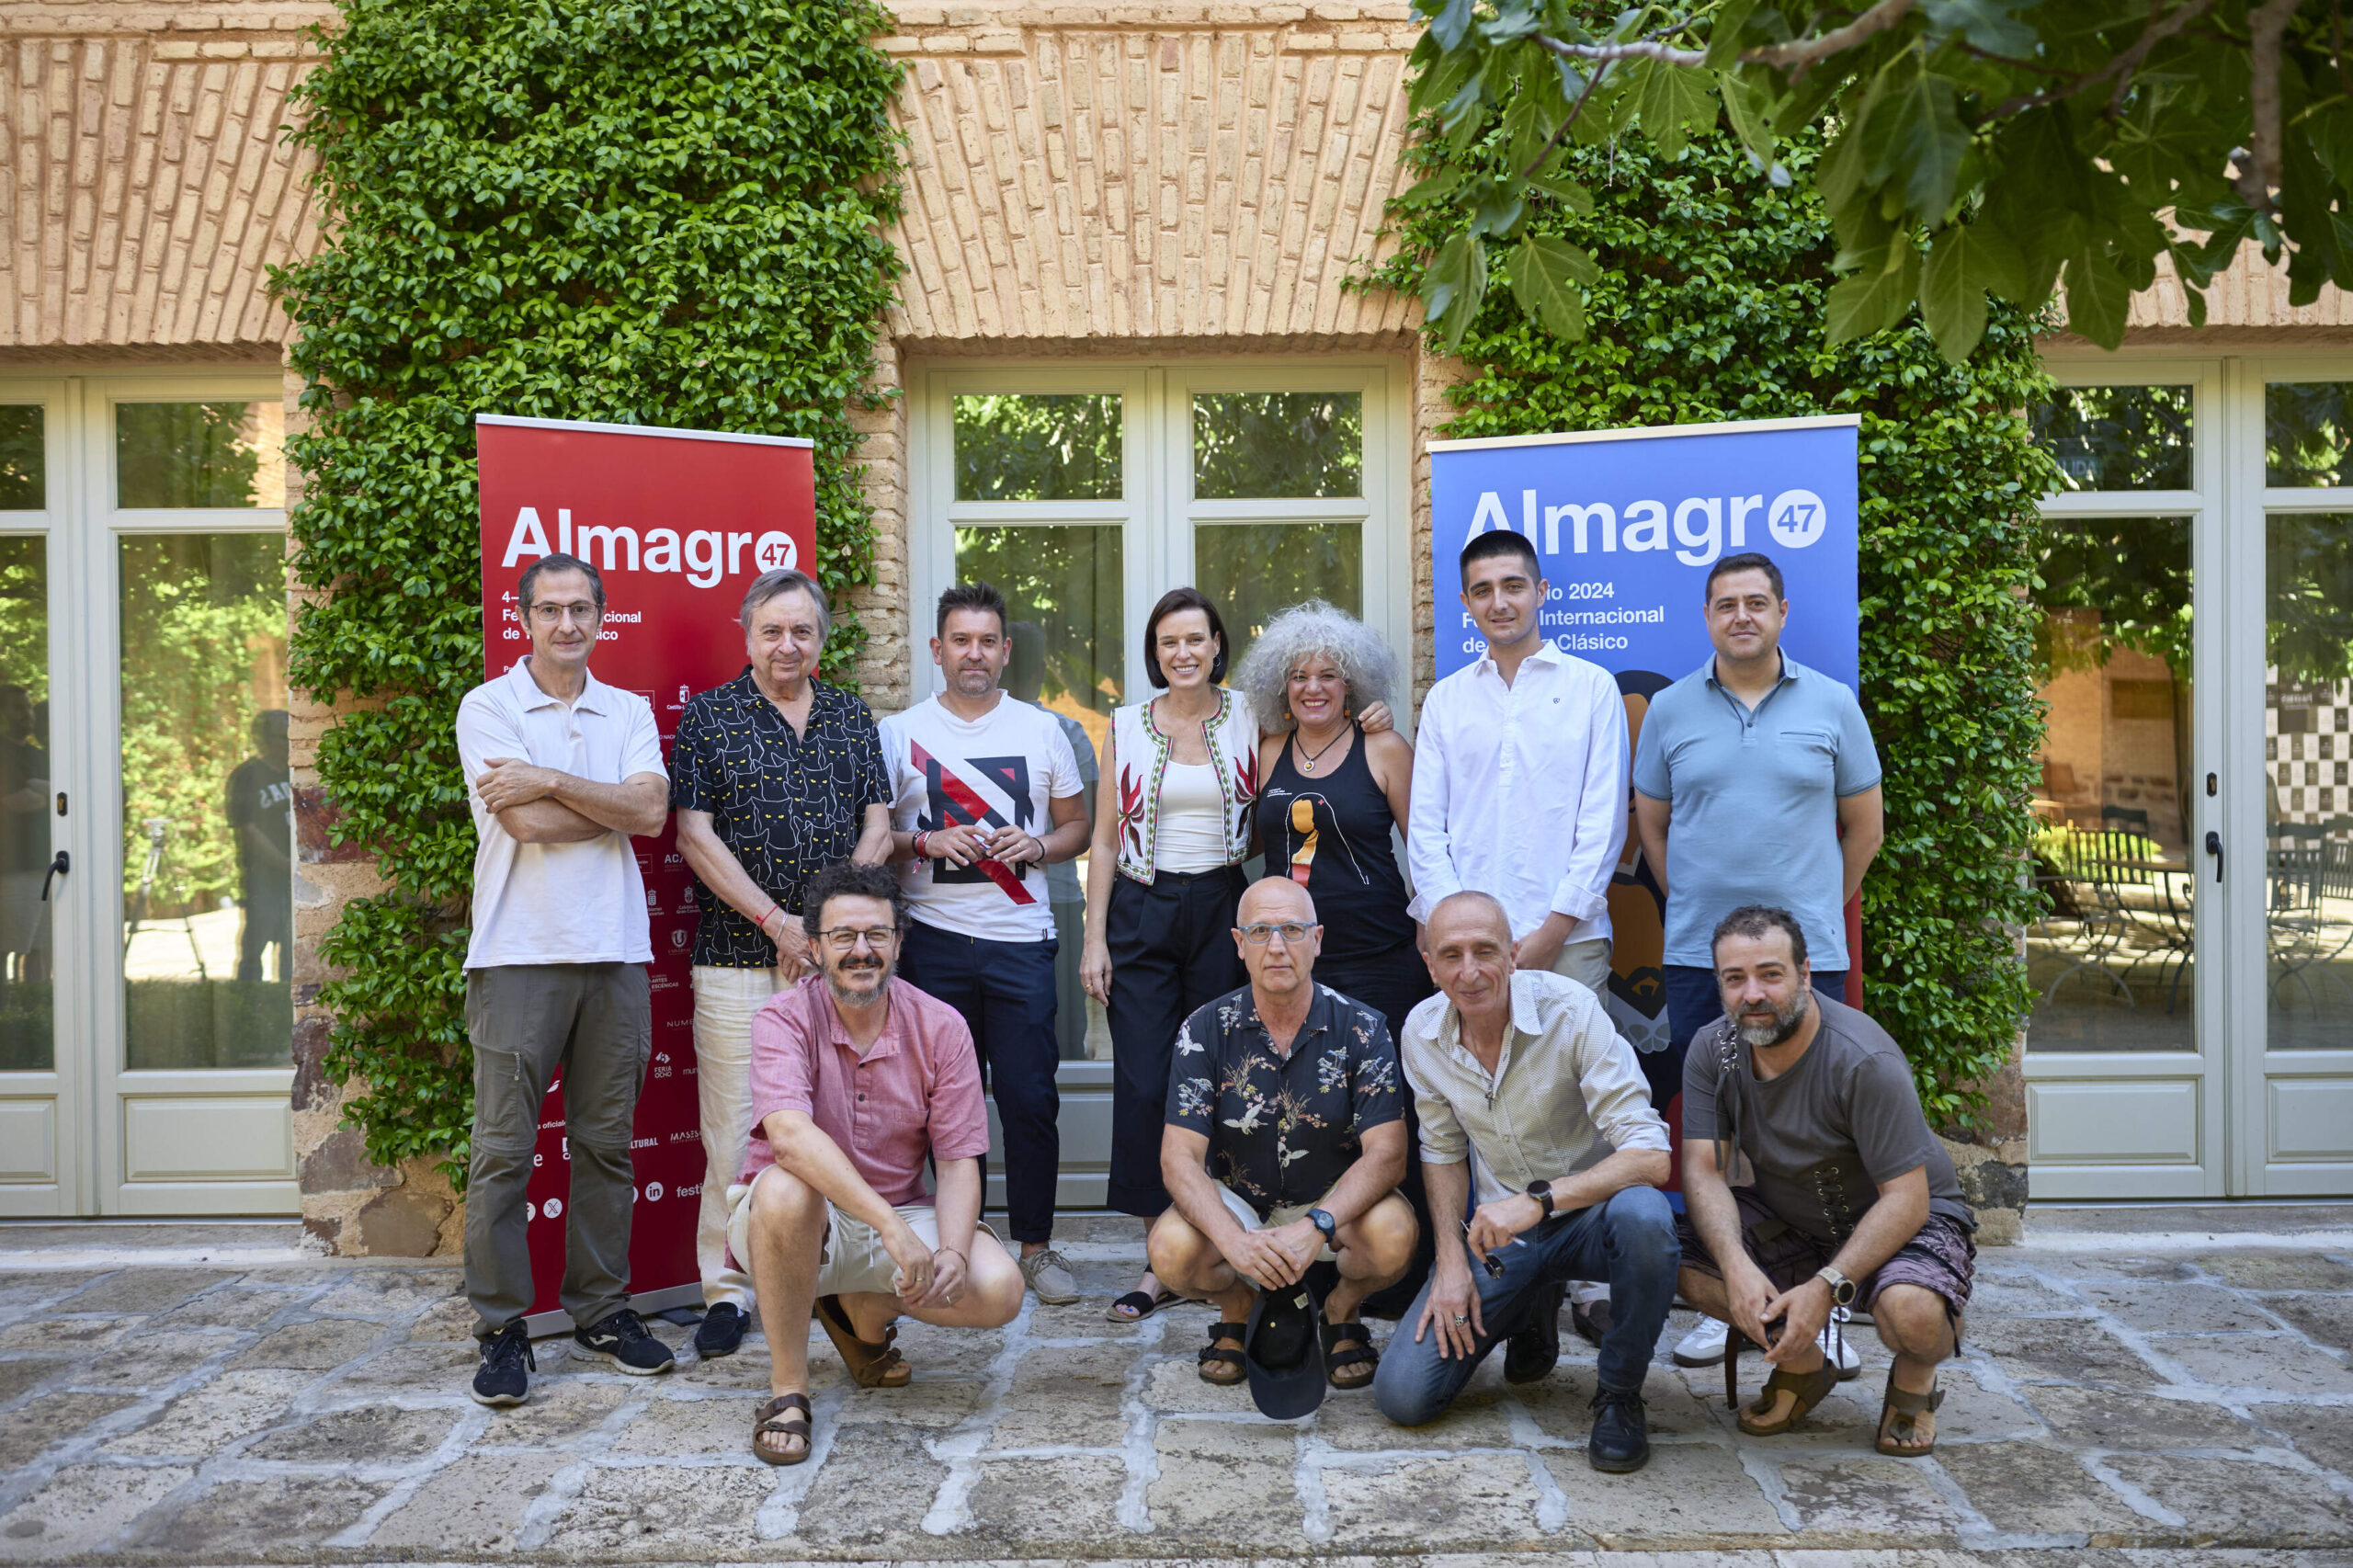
[826,963,891,1009]
[1733,988,1811,1051]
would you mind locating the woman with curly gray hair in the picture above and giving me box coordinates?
[1234,599,1434,1317]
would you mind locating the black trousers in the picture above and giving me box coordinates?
[1316,947,1438,1319]
[1104,866,1245,1216]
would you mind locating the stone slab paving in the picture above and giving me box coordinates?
[0,1221,2349,1562]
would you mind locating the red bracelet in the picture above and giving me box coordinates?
[914,830,931,858]
[756,903,779,932]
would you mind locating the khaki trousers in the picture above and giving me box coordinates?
[1549,936,1613,998]
[690,963,785,1310]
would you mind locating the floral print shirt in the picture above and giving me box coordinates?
[1165,982,1402,1218]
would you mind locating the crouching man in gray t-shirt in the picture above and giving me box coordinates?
[1676,904,1974,1460]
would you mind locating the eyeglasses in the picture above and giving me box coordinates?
[818,926,898,953]
[1239,922,1314,945]
[529,600,602,626]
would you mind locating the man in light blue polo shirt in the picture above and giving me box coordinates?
[1631,550,1883,1089]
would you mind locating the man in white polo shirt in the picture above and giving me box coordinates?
[455,551,673,1407]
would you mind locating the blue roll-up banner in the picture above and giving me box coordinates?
[1426,415,1862,1096]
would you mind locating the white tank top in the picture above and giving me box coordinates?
[1153,760,1231,873]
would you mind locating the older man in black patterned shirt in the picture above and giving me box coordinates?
[1147,877,1417,1393]
[672,568,892,1358]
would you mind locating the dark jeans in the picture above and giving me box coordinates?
[463,961,649,1336]
[898,921,1062,1244]
[1105,866,1245,1216]
[1649,964,1848,1121]
[1373,1186,1680,1424]
[1318,947,1438,1318]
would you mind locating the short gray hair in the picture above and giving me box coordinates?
[741,568,830,644]
[1233,599,1398,733]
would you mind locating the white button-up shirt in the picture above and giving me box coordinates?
[1401,970,1668,1208]
[1406,640,1629,943]
[456,657,666,969]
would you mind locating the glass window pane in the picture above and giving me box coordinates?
[1193,392,1362,499]
[954,523,1122,1062]
[2029,385,2193,492]
[120,534,291,1070]
[2267,512,2353,1053]
[2028,516,2195,1052]
[953,394,1120,502]
[0,538,51,1071]
[116,401,287,509]
[0,407,43,509]
[2266,381,2353,486]
[1194,522,1363,675]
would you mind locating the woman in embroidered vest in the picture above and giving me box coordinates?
[1081,587,1394,1323]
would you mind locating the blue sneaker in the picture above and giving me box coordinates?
[471,1320,534,1407]
[574,1307,676,1375]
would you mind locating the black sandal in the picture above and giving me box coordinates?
[1320,1320,1379,1389]
[1106,1289,1178,1324]
[751,1392,813,1466]
[1197,1321,1247,1385]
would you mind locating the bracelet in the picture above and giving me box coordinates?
[756,903,779,932]
[935,1246,965,1265]
[914,829,931,858]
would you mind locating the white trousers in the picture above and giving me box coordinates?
[691,963,785,1310]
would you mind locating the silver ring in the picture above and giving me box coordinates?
[1451,1313,1469,1325]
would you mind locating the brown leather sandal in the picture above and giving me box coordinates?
[1875,1373,1943,1457]
[751,1392,813,1465]
[1734,1358,1842,1436]
[813,1294,910,1388]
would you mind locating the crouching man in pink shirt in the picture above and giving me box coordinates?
[728,859,1025,1466]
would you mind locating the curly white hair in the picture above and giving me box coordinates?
[1233,599,1399,734]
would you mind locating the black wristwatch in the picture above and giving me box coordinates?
[1306,1208,1337,1244]
[1525,1180,1555,1219]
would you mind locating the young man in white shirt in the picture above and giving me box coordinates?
[881,584,1092,1305]
[1408,526,1631,1367]
[454,552,673,1407]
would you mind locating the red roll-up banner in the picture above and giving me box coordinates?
[475,414,817,1324]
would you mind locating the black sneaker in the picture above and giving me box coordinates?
[471,1320,534,1407]
[1587,1384,1651,1473]
[1503,1280,1563,1384]
[694,1301,749,1359]
[574,1307,676,1375]
[1570,1293,1613,1346]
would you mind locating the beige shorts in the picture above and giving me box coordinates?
[726,1165,997,1298]
[1216,1182,1339,1263]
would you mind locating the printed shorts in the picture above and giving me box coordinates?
[1677,1185,1975,1330]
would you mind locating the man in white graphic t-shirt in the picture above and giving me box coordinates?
[881,583,1091,1305]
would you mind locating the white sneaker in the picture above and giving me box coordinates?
[1672,1315,1728,1367]
[1822,1310,1862,1381]
[1671,1312,1860,1376]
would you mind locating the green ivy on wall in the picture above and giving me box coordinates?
[1372,127,2056,1128]
[273,0,904,1182]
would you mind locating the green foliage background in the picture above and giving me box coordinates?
[274,0,904,1181]
[1373,123,2055,1127]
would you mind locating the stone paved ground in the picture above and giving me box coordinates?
[1,1213,2351,1563]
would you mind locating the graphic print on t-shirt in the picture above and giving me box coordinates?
[912,740,1036,904]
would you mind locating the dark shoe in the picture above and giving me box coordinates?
[471,1320,534,1407]
[574,1307,676,1375]
[1570,1294,1612,1346]
[1503,1280,1564,1385]
[695,1302,749,1359]
[1586,1384,1651,1473]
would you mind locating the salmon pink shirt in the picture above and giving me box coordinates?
[740,974,990,1206]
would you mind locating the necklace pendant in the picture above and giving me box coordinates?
[1302,759,1315,774]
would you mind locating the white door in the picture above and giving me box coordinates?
[909,358,1412,1205]
[2026,352,2353,1198]
[0,372,297,1216]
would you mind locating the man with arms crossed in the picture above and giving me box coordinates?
[1149,878,1415,1392]
[671,568,892,1359]
[1373,892,1677,1473]
[882,583,1091,1305]
[1410,526,1630,1366]
[1632,550,1883,1371]
[1677,905,1974,1458]
[457,551,675,1406]
[731,860,1025,1466]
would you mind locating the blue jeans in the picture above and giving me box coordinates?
[897,921,1061,1244]
[1372,1185,1679,1426]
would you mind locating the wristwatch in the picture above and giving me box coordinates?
[1814,1265,1857,1307]
[1525,1180,1555,1220]
[1306,1208,1337,1244]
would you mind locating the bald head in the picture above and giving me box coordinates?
[1428,890,1511,945]
[1423,890,1515,1025]
[1238,875,1316,926]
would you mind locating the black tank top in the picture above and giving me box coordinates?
[1254,724,1415,963]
